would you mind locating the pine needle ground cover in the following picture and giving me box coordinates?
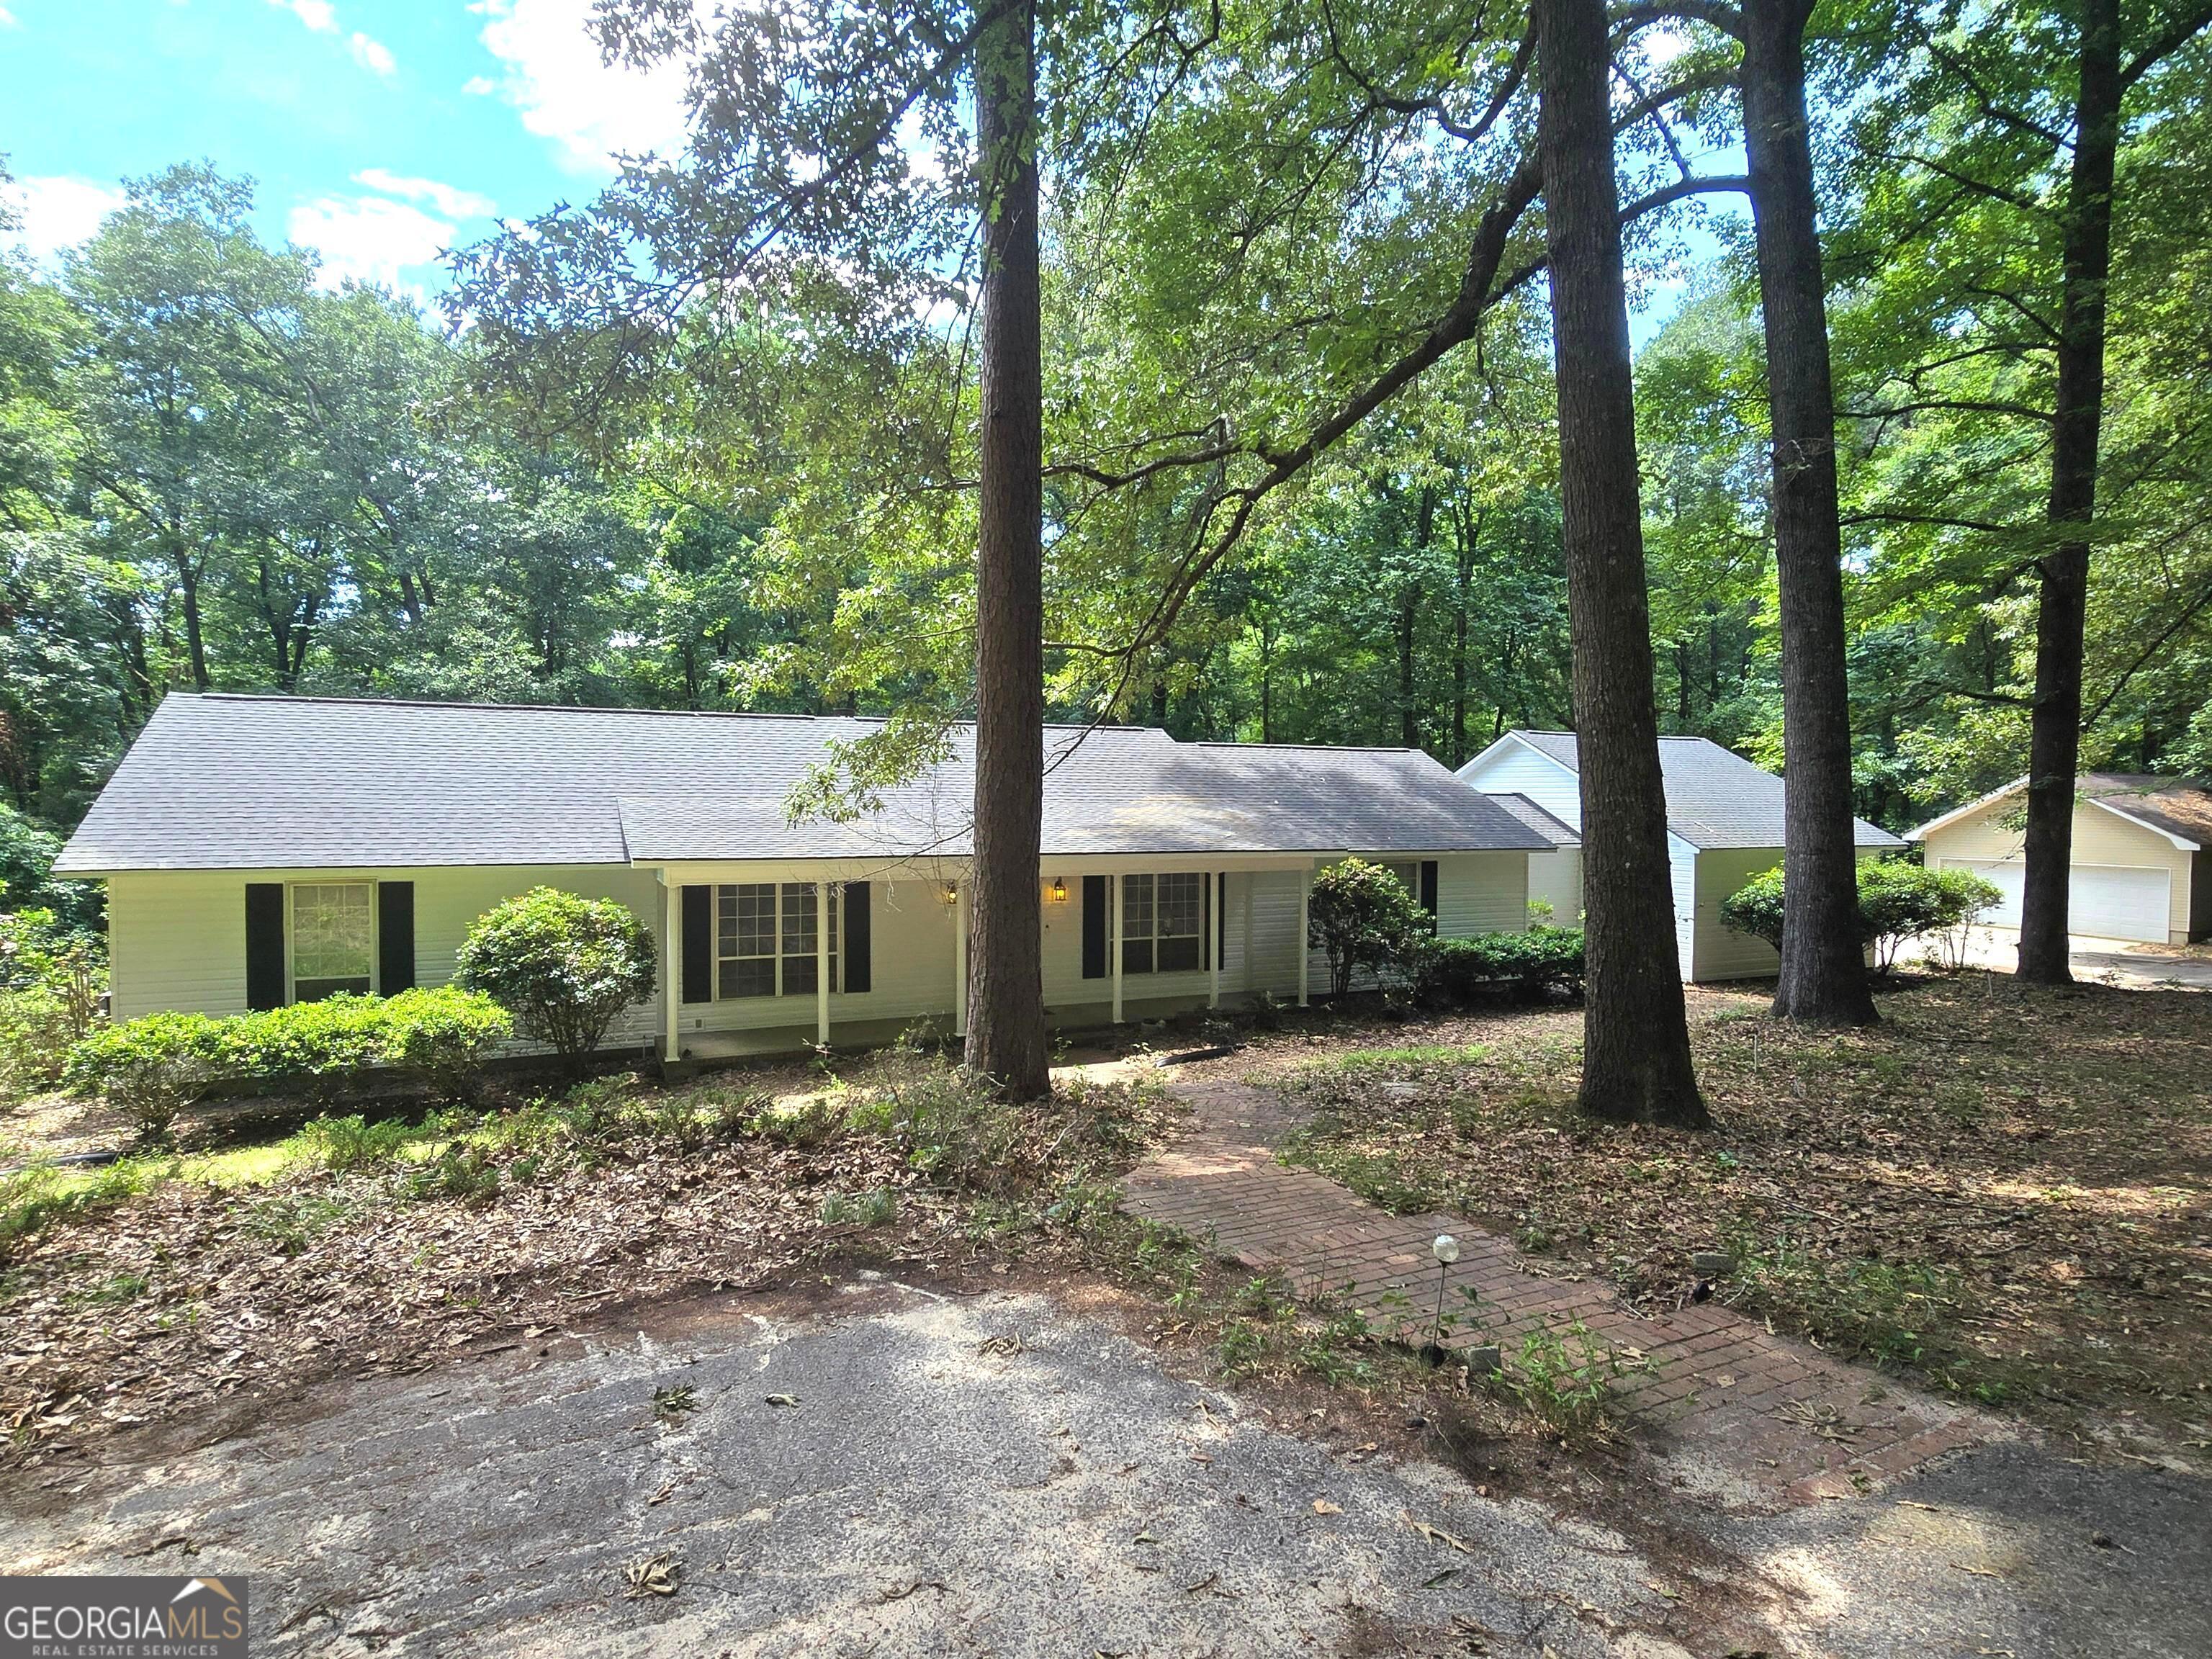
[1271,979,2212,1460]
[0,1053,1174,1472]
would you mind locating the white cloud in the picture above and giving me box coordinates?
[353,169,498,221]
[266,0,396,77]
[348,31,397,76]
[269,0,338,33]
[0,7,22,29]
[289,194,456,295]
[472,0,692,174]
[2,175,126,264]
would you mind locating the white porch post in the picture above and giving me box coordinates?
[1298,862,1312,1007]
[815,879,830,1047]
[1208,871,1221,1008]
[953,880,968,1038]
[1110,871,1123,1024]
[660,875,680,1063]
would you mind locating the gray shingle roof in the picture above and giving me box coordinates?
[1483,791,1581,848]
[1498,731,1904,851]
[56,694,1554,873]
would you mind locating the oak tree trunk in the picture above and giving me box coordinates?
[1742,0,1876,1025]
[1536,0,1708,1126]
[964,0,1051,1099]
[2018,0,2119,983]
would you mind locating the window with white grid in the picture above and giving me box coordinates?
[716,882,837,998]
[1121,872,1206,975]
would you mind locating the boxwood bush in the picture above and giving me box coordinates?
[63,987,513,1145]
[453,888,657,1074]
[1420,926,1586,1004]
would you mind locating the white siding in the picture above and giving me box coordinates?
[1526,848,1581,923]
[1689,845,1784,981]
[107,864,669,1047]
[1460,742,1583,829]
[1668,836,1699,981]
[676,878,958,1039]
[105,851,1542,1053]
[1923,796,2196,944]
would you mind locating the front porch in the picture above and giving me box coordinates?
[641,854,1329,1065]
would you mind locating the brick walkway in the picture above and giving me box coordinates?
[1118,1073,1998,1507]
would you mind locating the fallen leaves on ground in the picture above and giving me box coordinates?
[0,1062,1174,1472]
[1257,978,2212,1457]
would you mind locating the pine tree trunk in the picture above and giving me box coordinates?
[964,0,1050,1099]
[1743,0,1876,1025]
[1535,0,1708,1126]
[2018,0,2119,984]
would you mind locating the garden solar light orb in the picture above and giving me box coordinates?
[1431,1234,1460,1265]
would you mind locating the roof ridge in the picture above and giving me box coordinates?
[179,693,1164,737]
[1191,740,1420,755]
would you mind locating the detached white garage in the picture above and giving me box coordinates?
[1460,730,1905,982]
[1911,773,2212,947]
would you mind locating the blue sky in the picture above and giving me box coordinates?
[1,1,1731,341]
[0,0,688,298]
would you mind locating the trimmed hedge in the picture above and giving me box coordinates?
[1421,926,1586,1004]
[63,987,513,1145]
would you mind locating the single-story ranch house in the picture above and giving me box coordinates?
[1910,772,2212,945]
[1458,729,1904,981]
[55,694,1571,1061]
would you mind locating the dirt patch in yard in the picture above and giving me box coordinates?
[1248,978,2211,1462]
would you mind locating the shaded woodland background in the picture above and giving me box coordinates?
[3,0,2208,917]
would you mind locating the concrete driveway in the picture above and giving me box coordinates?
[6,1276,2207,1658]
[2,1278,1699,1658]
[1930,927,2212,989]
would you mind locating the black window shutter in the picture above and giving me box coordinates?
[842,881,871,994]
[377,881,415,993]
[245,883,286,1010]
[680,885,713,1004]
[1216,872,1227,969]
[1202,871,1213,970]
[1081,875,1108,979]
[1419,860,1439,917]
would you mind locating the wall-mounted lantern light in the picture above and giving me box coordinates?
[940,881,960,906]
[1048,876,1068,903]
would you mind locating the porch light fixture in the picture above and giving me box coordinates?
[940,881,959,905]
[1048,877,1068,903]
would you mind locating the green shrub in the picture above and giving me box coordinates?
[1721,859,2003,973]
[1420,927,1586,1004]
[453,888,656,1074]
[378,987,513,1100]
[301,1112,418,1172]
[0,905,107,1105]
[1308,858,1434,997]
[62,987,515,1139]
[63,1011,226,1146]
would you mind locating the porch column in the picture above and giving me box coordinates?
[953,880,968,1038]
[1208,871,1221,1009]
[660,875,680,1063]
[815,880,830,1048]
[1297,862,1312,1007]
[1110,871,1123,1024]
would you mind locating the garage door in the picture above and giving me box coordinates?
[1949,859,2168,942]
[2069,864,2170,942]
